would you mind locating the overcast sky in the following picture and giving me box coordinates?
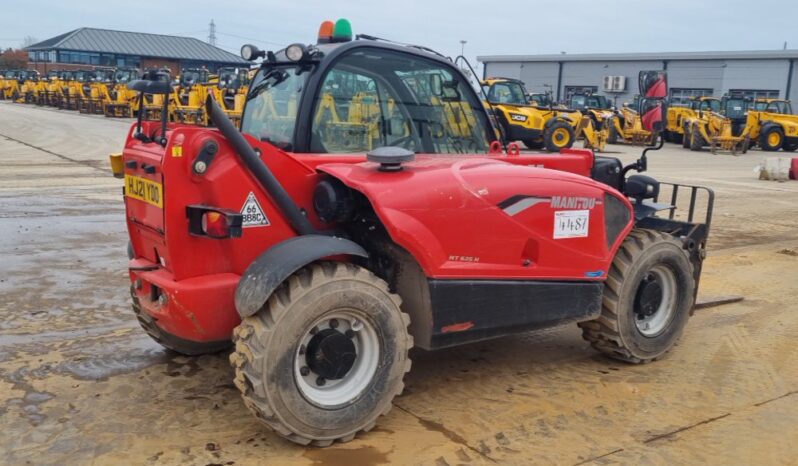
[4,0,798,63]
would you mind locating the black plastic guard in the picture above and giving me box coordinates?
[234,235,368,317]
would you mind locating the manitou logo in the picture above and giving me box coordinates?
[550,196,598,210]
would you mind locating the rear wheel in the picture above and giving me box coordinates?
[130,286,231,355]
[682,123,691,149]
[607,118,619,144]
[781,140,798,152]
[543,121,575,152]
[230,262,412,446]
[760,126,784,151]
[579,230,695,363]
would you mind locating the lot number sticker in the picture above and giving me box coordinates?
[240,192,270,228]
[554,210,589,239]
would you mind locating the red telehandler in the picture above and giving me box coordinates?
[112,19,713,446]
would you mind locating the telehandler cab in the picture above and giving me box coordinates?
[113,19,713,447]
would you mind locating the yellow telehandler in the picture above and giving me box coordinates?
[481,77,581,151]
[18,70,41,103]
[172,68,212,125]
[743,99,798,151]
[568,93,613,151]
[685,95,750,154]
[606,96,654,145]
[666,96,720,146]
[103,67,141,118]
[211,67,250,126]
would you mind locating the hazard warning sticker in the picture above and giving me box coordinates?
[240,192,270,227]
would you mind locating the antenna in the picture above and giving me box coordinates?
[208,19,217,46]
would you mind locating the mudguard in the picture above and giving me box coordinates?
[234,235,368,317]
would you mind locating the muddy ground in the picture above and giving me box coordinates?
[1,100,798,465]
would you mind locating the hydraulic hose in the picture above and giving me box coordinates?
[205,95,315,236]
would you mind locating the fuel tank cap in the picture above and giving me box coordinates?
[366,146,415,172]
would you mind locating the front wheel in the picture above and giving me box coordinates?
[579,230,695,363]
[543,120,575,152]
[760,126,784,151]
[230,262,412,446]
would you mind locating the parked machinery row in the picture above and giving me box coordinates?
[480,76,798,154]
[0,66,250,126]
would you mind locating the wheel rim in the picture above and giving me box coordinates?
[553,128,570,146]
[768,132,781,147]
[295,310,380,408]
[633,265,677,337]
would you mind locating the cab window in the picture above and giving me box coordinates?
[487,82,527,105]
[310,48,492,154]
[242,66,306,150]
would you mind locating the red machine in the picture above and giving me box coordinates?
[115,19,713,446]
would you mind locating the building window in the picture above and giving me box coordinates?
[670,88,713,107]
[728,89,780,100]
[564,86,598,101]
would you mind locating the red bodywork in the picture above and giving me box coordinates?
[123,121,632,344]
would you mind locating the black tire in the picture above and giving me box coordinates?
[682,123,691,149]
[607,118,619,144]
[579,230,695,363]
[689,125,705,151]
[543,120,576,152]
[759,126,784,152]
[783,140,798,152]
[522,139,545,150]
[131,286,231,355]
[230,262,413,446]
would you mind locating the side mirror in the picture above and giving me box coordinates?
[128,79,172,95]
[640,98,666,133]
[440,80,461,102]
[639,70,667,98]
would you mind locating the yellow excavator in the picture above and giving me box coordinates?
[481,77,581,151]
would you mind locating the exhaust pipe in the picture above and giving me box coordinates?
[205,95,315,236]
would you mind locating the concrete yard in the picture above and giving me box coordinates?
[2,100,798,465]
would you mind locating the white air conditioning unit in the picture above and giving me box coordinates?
[603,76,627,92]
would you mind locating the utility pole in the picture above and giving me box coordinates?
[460,40,467,57]
[208,20,217,46]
